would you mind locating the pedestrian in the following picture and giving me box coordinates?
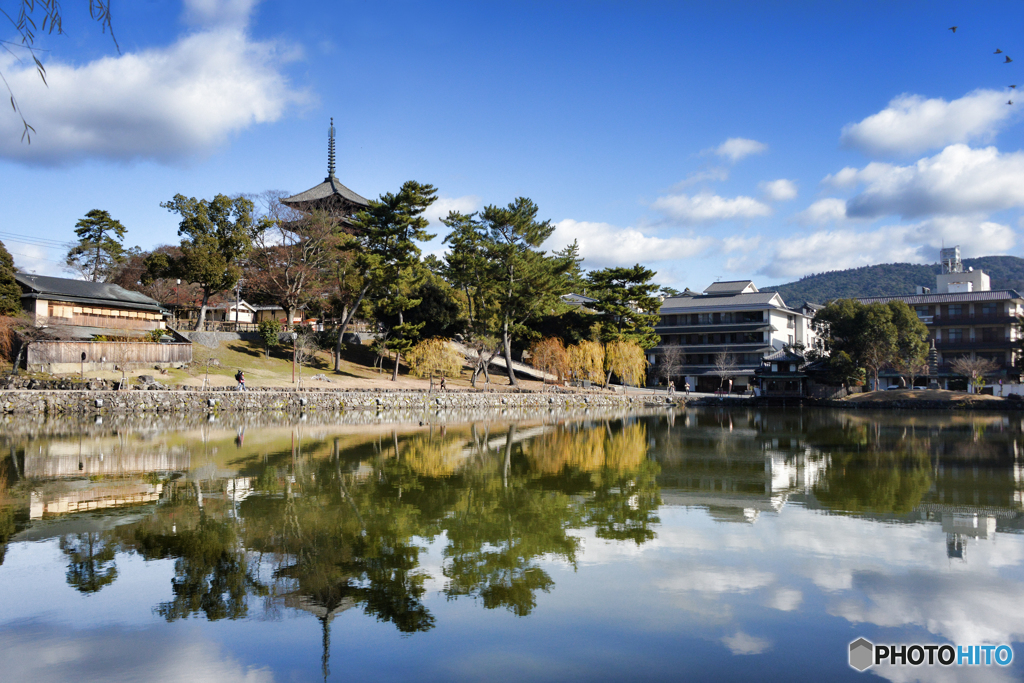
[668,380,675,397]
[235,369,246,391]
[684,381,690,396]
[440,376,447,392]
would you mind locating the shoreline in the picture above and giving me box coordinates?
[0,388,646,415]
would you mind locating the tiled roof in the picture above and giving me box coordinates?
[856,290,1023,305]
[763,348,805,362]
[704,280,756,294]
[16,274,164,312]
[660,292,787,312]
[281,175,369,208]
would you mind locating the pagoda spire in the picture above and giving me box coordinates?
[327,118,336,178]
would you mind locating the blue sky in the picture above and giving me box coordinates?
[2,0,1024,291]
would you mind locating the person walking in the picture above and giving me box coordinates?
[684,381,690,396]
[235,369,246,391]
[440,376,447,392]
[668,380,675,397]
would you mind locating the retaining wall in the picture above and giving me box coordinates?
[0,389,638,415]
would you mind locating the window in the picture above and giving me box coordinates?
[948,304,963,318]
[915,306,930,318]
[981,303,998,317]
[947,328,964,342]
[981,327,1003,342]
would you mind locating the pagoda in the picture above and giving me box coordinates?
[281,119,370,225]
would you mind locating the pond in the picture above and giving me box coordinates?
[0,408,1022,682]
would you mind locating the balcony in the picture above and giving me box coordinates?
[933,339,1013,350]
[929,314,1016,326]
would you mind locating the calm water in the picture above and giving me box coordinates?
[1,408,1023,682]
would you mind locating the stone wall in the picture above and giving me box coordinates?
[0,388,638,415]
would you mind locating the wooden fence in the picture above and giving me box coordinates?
[27,340,193,368]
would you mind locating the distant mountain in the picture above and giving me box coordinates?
[762,256,1024,305]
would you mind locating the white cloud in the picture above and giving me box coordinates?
[759,179,798,202]
[843,144,1024,219]
[424,195,482,227]
[714,137,768,162]
[759,217,1016,278]
[721,632,772,655]
[822,167,860,189]
[0,624,275,683]
[841,89,1014,157]
[796,198,849,225]
[544,219,714,269]
[651,192,771,224]
[766,588,803,612]
[0,7,308,165]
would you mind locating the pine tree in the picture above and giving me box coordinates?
[65,209,128,282]
[479,198,569,387]
[587,265,662,350]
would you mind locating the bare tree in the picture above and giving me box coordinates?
[293,329,321,388]
[951,356,999,394]
[659,346,682,386]
[247,195,339,327]
[892,357,928,390]
[712,351,737,392]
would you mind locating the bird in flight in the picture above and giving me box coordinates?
[995,49,1004,54]
[1006,56,1014,63]
[948,26,957,32]
[1009,100,1014,105]
[1011,85,1017,89]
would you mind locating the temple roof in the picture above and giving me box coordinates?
[281,118,370,214]
[281,175,370,211]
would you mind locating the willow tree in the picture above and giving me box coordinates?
[568,340,605,385]
[529,337,569,382]
[605,340,647,387]
[406,338,463,382]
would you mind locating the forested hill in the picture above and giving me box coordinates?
[762,256,1024,305]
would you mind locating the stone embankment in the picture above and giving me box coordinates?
[0,388,642,415]
[691,396,1024,411]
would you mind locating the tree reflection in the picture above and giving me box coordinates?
[60,532,118,593]
[813,441,933,515]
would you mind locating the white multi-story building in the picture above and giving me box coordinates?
[651,280,818,392]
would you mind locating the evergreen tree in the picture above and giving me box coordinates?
[552,239,586,294]
[346,181,438,379]
[147,194,268,330]
[478,198,569,387]
[65,209,128,282]
[0,240,21,315]
[586,264,662,350]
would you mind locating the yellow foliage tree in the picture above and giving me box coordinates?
[529,337,569,382]
[567,340,605,385]
[605,340,647,387]
[405,338,464,379]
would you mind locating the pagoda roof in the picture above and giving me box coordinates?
[281,175,370,212]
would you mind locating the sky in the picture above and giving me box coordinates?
[2,0,1024,292]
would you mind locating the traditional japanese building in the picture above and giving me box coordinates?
[280,118,370,228]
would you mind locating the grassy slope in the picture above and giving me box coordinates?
[762,256,1024,305]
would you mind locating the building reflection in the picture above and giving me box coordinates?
[1,406,1024,648]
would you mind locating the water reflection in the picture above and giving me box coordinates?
[1,409,1023,680]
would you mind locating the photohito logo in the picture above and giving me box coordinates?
[849,638,1013,672]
